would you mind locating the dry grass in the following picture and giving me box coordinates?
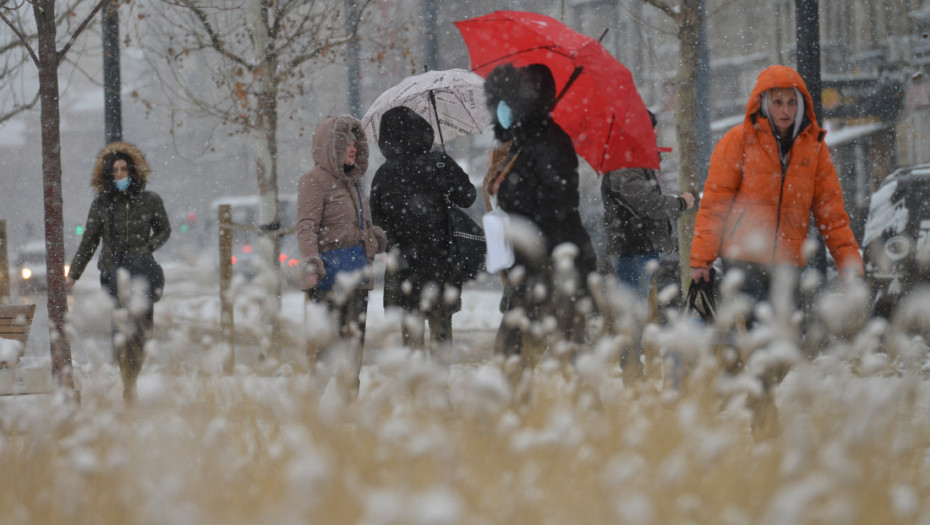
[2,337,930,525]
[6,273,930,524]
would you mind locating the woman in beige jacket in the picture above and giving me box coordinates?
[297,115,386,390]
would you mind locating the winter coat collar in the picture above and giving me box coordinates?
[483,63,557,143]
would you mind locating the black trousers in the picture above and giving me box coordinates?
[101,271,154,402]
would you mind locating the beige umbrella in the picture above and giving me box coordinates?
[361,68,492,149]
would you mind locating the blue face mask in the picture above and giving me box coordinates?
[497,100,513,129]
[114,178,131,192]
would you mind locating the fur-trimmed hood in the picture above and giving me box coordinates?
[91,142,152,195]
[483,63,557,141]
[311,115,369,183]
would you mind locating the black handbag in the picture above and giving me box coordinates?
[447,203,486,282]
[109,252,165,302]
[684,268,717,322]
[107,204,165,302]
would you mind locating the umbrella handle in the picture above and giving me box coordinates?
[550,28,606,111]
[552,65,583,112]
[428,89,446,153]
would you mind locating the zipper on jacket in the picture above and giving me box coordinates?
[771,161,789,263]
[770,120,795,264]
[125,200,130,246]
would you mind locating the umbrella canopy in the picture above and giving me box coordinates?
[361,68,492,149]
[455,10,658,173]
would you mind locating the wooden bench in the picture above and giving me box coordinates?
[0,304,36,368]
[0,304,55,395]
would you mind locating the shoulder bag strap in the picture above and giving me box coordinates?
[490,147,522,194]
[354,182,365,231]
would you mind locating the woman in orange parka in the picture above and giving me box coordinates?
[690,65,863,303]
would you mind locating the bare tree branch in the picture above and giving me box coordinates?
[707,0,743,19]
[0,9,38,65]
[180,0,252,69]
[282,1,372,70]
[641,0,680,23]
[56,0,107,63]
[0,88,38,124]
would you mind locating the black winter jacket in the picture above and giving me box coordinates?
[370,106,476,310]
[69,142,171,281]
[484,64,597,280]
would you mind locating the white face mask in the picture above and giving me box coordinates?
[114,178,131,191]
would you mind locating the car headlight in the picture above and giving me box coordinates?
[21,268,32,280]
[884,236,911,262]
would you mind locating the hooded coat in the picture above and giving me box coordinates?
[297,115,387,291]
[483,63,597,279]
[68,142,171,281]
[370,106,477,311]
[690,65,863,274]
[601,166,687,256]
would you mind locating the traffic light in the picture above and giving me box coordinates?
[75,225,84,235]
[177,211,198,234]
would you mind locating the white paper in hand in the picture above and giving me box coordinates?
[483,209,514,272]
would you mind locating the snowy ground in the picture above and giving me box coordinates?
[15,260,505,372]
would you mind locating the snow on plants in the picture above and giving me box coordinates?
[2,269,930,524]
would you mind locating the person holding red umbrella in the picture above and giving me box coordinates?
[484,63,597,361]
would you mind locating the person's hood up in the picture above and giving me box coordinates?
[377,106,433,160]
[483,63,557,137]
[311,115,369,182]
[91,141,151,195]
[745,65,821,136]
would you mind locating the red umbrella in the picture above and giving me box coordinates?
[455,10,659,174]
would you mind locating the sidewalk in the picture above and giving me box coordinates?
[15,275,505,370]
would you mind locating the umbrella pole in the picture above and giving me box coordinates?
[551,29,606,111]
[552,65,584,112]
[428,89,446,153]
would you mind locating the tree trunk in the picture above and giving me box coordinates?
[33,0,74,391]
[675,0,702,293]
[249,0,283,360]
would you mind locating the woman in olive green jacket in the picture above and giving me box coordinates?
[67,142,171,403]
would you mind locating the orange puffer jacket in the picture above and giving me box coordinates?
[690,65,863,274]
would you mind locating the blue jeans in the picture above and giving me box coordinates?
[611,253,658,299]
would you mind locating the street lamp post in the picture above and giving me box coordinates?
[102,0,121,143]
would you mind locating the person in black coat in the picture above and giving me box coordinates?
[370,106,477,350]
[484,63,597,358]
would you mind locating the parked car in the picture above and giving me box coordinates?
[862,164,930,318]
[14,240,50,295]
